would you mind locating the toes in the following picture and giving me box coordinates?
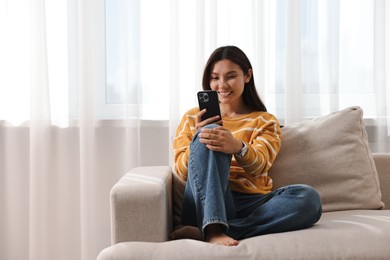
[225,239,239,246]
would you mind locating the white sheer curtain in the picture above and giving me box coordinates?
[1,0,139,259]
[0,0,389,259]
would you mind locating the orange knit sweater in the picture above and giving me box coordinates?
[173,107,282,194]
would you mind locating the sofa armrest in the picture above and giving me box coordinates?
[110,166,172,244]
[373,153,390,208]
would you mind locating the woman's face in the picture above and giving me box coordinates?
[209,59,251,105]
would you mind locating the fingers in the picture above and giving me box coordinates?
[195,109,222,130]
[201,126,225,132]
[198,127,241,154]
[198,127,227,152]
[198,129,219,147]
[196,109,207,125]
[198,127,223,140]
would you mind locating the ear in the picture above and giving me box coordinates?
[245,69,252,83]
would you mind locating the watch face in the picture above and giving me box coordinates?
[241,144,248,157]
[236,142,248,158]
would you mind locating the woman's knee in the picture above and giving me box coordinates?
[297,184,322,224]
[279,184,322,224]
[201,123,220,130]
[191,124,220,147]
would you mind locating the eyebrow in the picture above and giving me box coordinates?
[210,70,239,75]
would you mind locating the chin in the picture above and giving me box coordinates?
[218,99,230,104]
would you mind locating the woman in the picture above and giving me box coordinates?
[173,46,322,246]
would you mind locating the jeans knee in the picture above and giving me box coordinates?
[283,184,322,223]
[299,184,322,223]
[191,124,220,147]
[201,123,220,130]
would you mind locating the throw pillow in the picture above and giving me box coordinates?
[269,106,384,212]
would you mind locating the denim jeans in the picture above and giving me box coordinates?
[181,124,322,240]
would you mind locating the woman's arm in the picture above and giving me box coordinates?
[173,113,195,181]
[235,117,281,176]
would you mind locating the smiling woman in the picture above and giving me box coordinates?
[173,46,322,246]
[0,0,389,259]
[209,59,250,109]
[202,46,267,115]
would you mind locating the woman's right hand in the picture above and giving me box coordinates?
[195,109,222,131]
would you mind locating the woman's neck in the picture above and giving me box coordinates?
[220,102,252,118]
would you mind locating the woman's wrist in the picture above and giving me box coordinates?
[234,141,248,158]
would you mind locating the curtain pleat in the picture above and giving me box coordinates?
[0,1,389,259]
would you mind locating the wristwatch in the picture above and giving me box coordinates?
[235,142,248,158]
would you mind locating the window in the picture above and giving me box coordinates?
[105,0,170,120]
[105,0,380,122]
[0,0,384,124]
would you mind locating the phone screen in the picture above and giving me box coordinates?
[197,90,222,123]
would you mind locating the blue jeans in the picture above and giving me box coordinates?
[181,124,322,240]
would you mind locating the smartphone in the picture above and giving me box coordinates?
[197,90,222,124]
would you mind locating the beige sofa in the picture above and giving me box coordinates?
[98,107,390,259]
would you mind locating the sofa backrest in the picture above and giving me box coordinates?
[373,153,390,208]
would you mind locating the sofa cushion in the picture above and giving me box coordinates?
[98,210,390,260]
[269,106,384,211]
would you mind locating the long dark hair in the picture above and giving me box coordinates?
[202,46,267,112]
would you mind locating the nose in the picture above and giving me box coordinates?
[218,78,228,87]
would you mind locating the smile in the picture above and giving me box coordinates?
[218,91,232,98]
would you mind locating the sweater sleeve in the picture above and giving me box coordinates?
[173,110,197,181]
[234,114,281,176]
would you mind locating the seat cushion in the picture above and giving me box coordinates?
[269,106,384,211]
[97,210,390,260]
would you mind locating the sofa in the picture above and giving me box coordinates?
[98,107,390,259]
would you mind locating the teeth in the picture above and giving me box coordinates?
[218,91,231,97]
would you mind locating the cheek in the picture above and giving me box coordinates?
[209,81,218,90]
[231,79,245,89]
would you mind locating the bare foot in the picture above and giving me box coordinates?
[170,226,203,241]
[205,224,239,246]
[207,232,239,246]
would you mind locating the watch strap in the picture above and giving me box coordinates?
[235,142,248,158]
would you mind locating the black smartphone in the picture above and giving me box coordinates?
[197,90,222,124]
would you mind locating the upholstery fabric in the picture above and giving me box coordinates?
[373,154,390,207]
[269,106,384,211]
[110,166,172,243]
[98,210,390,260]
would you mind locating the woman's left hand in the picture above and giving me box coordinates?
[198,126,243,154]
